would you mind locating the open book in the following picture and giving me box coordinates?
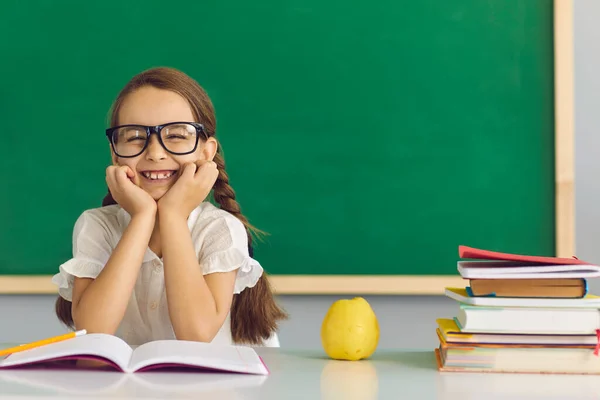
[0,334,269,375]
[457,245,600,279]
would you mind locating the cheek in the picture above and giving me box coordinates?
[173,154,203,168]
[116,158,137,170]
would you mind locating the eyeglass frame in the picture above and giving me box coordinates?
[105,121,207,158]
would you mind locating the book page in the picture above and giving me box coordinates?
[457,262,600,279]
[458,261,600,272]
[0,334,133,371]
[445,287,600,308]
[129,340,268,375]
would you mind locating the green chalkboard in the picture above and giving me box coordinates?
[1,0,555,278]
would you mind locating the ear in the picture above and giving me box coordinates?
[202,137,218,161]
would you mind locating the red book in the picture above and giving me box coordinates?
[459,245,589,265]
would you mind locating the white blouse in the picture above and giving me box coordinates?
[51,202,279,347]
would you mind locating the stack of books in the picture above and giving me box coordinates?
[436,245,600,374]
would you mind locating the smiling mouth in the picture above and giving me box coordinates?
[140,170,177,181]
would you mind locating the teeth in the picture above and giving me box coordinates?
[142,171,174,180]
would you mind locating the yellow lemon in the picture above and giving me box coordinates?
[320,297,380,361]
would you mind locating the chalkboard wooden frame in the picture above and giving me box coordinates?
[0,1,573,295]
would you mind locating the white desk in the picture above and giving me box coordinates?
[1,347,600,399]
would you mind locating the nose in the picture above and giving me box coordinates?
[145,135,167,162]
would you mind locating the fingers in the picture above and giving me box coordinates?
[195,160,217,169]
[124,166,135,180]
[194,160,218,178]
[182,162,197,180]
[115,166,131,187]
[106,165,134,193]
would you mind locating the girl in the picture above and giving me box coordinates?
[52,67,286,346]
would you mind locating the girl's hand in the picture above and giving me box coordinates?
[157,161,218,219]
[106,165,157,217]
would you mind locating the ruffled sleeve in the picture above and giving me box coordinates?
[196,212,264,294]
[51,210,114,301]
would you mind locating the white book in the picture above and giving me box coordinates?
[0,334,269,375]
[456,305,600,334]
[457,261,600,279]
[438,346,600,375]
[445,287,600,308]
[437,318,599,345]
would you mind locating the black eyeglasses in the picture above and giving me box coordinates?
[105,122,207,158]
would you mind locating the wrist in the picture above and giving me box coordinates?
[157,205,187,223]
[130,209,157,225]
[131,201,157,216]
[157,207,188,226]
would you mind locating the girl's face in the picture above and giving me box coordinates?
[112,86,217,200]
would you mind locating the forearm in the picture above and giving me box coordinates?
[73,213,155,334]
[159,210,222,342]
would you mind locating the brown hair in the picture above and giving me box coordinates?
[55,67,287,344]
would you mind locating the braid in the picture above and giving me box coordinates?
[212,149,263,244]
[212,145,286,344]
[213,152,243,224]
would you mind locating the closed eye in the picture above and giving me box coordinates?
[126,137,147,142]
[164,134,188,140]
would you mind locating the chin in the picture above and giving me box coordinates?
[140,187,168,201]
[150,191,167,201]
